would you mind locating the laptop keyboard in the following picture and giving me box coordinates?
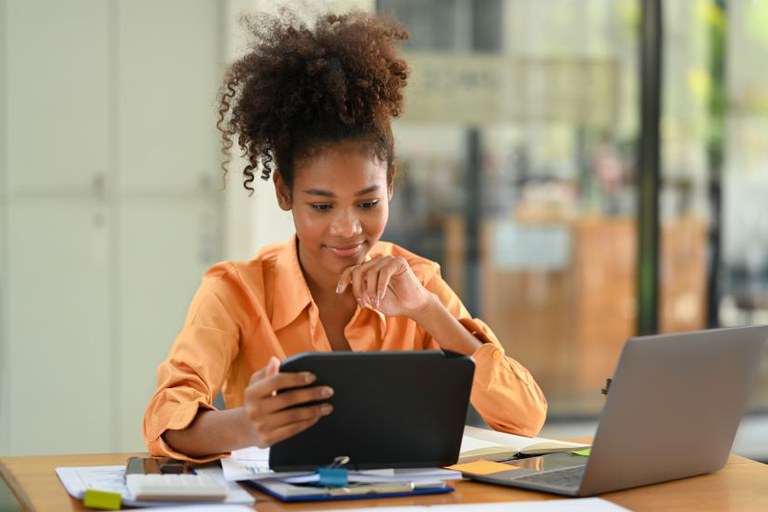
[513,466,586,488]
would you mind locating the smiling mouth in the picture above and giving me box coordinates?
[326,243,365,258]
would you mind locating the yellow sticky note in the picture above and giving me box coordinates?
[446,459,520,475]
[573,448,591,456]
[83,489,121,510]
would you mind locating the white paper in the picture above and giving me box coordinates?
[222,446,462,484]
[55,465,255,507]
[314,497,631,511]
[462,425,589,454]
[280,467,461,484]
[139,507,254,512]
[221,446,313,481]
[429,499,631,511]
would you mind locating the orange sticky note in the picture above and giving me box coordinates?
[446,459,520,475]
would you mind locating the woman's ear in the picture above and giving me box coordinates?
[273,171,292,211]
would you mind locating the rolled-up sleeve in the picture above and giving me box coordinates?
[424,270,548,437]
[143,266,244,463]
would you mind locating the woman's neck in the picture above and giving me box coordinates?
[296,240,338,301]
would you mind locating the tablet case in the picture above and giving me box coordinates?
[269,350,475,471]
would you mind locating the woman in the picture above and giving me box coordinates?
[144,9,546,462]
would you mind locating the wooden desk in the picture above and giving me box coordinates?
[1,452,767,511]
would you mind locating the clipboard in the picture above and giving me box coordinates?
[269,350,475,471]
[246,478,454,502]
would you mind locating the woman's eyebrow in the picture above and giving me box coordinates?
[302,185,381,197]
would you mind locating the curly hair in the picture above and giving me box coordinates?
[217,9,409,193]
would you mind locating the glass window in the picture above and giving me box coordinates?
[719,0,768,410]
[379,0,640,417]
[379,0,768,419]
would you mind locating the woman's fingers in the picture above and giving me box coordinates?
[360,258,391,308]
[374,261,400,306]
[350,265,367,307]
[337,257,378,301]
[248,356,280,385]
[243,360,335,447]
[256,403,334,445]
[267,383,334,413]
[245,373,327,415]
[338,256,402,308]
[259,413,326,447]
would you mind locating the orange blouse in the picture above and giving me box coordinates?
[144,238,547,462]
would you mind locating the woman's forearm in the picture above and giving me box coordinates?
[162,407,252,458]
[410,293,483,355]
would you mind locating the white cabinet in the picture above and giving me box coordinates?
[117,0,221,194]
[115,0,223,451]
[6,0,109,193]
[117,198,221,451]
[7,198,112,454]
[0,0,10,455]
[2,0,222,455]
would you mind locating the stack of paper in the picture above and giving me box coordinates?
[221,446,461,501]
[221,446,462,484]
[219,427,591,502]
[310,498,631,511]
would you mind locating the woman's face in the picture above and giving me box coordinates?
[275,141,392,285]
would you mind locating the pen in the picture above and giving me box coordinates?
[326,482,415,496]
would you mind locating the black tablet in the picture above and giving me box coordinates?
[268,350,475,471]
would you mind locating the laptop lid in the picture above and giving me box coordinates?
[269,350,475,471]
[462,325,767,496]
[579,325,768,495]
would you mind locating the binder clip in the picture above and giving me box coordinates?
[316,455,350,487]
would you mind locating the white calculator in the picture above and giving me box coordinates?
[125,457,228,501]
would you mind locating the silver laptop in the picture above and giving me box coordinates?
[468,325,768,496]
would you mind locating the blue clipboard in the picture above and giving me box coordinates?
[246,479,454,502]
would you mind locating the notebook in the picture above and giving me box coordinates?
[269,350,475,471]
[459,325,768,496]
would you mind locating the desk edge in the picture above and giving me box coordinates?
[0,459,35,512]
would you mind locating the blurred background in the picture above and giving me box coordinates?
[1,0,767,462]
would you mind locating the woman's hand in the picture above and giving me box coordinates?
[336,255,434,318]
[242,357,334,448]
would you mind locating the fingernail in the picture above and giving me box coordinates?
[377,292,384,303]
[322,387,334,397]
[356,298,364,308]
[336,281,343,294]
[320,404,333,415]
[304,372,316,384]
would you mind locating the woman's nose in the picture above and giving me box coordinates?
[330,209,362,237]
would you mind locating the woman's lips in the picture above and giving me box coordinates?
[326,243,365,258]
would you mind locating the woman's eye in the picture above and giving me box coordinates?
[359,200,380,209]
[311,204,332,211]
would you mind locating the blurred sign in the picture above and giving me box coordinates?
[492,220,572,271]
[402,53,617,126]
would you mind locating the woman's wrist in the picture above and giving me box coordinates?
[409,293,483,355]
[232,407,257,448]
[408,291,440,324]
